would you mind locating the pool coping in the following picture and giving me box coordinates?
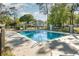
[17,30,71,43]
[19,30,70,35]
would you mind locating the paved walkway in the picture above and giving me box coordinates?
[5,30,79,56]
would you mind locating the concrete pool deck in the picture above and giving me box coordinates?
[5,30,79,56]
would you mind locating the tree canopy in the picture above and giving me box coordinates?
[48,4,70,27]
[19,14,34,24]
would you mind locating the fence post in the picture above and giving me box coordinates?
[0,25,5,56]
[0,32,1,56]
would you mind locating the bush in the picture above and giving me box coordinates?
[2,46,14,56]
[58,27,69,32]
[16,26,20,30]
[74,27,79,33]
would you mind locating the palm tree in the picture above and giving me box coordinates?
[9,7,17,20]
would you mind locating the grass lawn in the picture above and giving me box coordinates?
[74,27,79,33]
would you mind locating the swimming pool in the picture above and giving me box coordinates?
[19,30,66,42]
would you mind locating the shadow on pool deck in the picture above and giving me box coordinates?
[49,40,78,54]
[72,34,79,39]
[37,46,51,55]
[74,42,79,46]
[35,40,79,55]
[7,36,79,55]
[7,37,30,47]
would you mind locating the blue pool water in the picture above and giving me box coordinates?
[19,30,65,42]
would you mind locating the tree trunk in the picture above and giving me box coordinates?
[70,5,74,33]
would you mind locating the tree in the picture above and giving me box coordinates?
[0,3,5,14]
[9,6,17,20]
[36,3,52,29]
[36,3,49,15]
[0,3,17,18]
[19,14,34,29]
[75,14,79,24]
[0,3,18,25]
[0,3,8,23]
[68,3,79,33]
[48,4,70,27]
[0,16,12,27]
[19,14,34,24]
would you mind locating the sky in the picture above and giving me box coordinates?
[3,3,79,21]
[18,4,47,21]
[4,3,47,21]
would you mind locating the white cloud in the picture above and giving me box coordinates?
[3,3,47,21]
[33,11,47,21]
[3,3,28,9]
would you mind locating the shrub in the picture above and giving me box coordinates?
[2,46,14,56]
[74,27,79,33]
[16,26,20,30]
[58,27,69,32]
